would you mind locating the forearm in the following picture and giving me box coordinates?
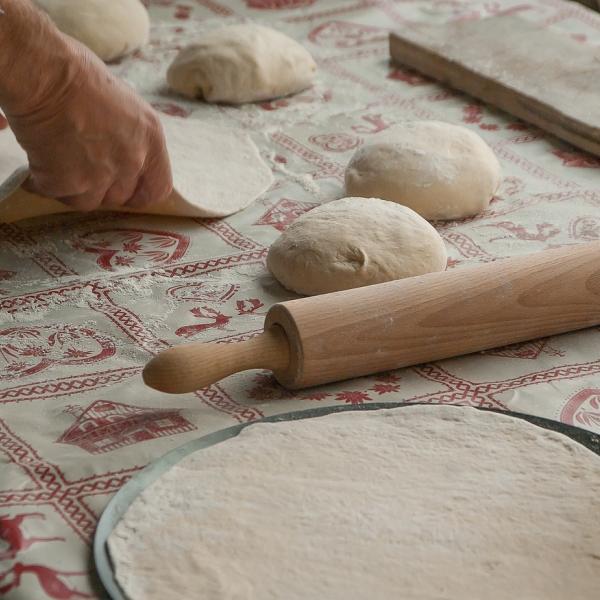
[0,0,77,115]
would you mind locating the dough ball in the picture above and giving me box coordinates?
[344,121,501,220]
[166,24,317,104]
[35,0,150,62]
[267,197,447,296]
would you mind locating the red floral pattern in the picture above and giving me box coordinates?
[255,198,318,231]
[0,325,115,379]
[246,0,315,8]
[72,229,190,270]
[553,149,600,168]
[309,132,362,152]
[309,21,386,48]
[570,216,600,241]
[2,2,600,597]
[561,390,600,430]
[387,66,429,86]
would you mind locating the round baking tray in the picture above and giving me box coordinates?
[94,402,600,600]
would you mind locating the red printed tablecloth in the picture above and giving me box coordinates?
[1,1,600,597]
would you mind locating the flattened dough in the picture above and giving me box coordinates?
[0,115,273,222]
[108,405,600,600]
[345,121,501,220]
[267,197,447,295]
[35,0,150,62]
[167,24,317,104]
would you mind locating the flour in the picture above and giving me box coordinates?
[0,268,173,332]
[268,152,324,199]
[108,405,600,600]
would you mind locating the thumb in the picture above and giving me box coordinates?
[21,174,38,194]
[21,173,55,200]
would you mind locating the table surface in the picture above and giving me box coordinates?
[1,1,600,598]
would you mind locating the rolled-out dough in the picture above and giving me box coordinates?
[34,0,150,63]
[108,405,600,600]
[0,115,273,222]
[167,24,317,104]
[267,197,447,295]
[345,121,501,220]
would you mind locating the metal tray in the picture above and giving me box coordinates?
[94,403,600,600]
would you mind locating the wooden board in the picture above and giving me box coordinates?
[389,15,600,157]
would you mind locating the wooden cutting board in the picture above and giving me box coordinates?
[389,15,600,156]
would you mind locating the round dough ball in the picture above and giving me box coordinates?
[267,197,447,296]
[35,0,149,62]
[166,24,317,104]
[345,121,501,221]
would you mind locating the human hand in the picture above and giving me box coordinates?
[4,38,173,211]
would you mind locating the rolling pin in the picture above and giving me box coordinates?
[143,242,600,394]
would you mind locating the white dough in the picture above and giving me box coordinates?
[35,0,149,62]
[0,126,27,183]
[0,115,274,222]
[345,121,502,220]
[167,24,317,104]
[159,114,273,218]
[267,197,447,296]
[108,405,600,600]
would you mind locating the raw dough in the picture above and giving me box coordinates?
[345,121,501,220]
[34,0,149,62]
[167,24,317,104]
[108,405,600,600]
[267,197,447,295]
[0,115,274,222]
[159,114,273,217]
[0,125,27,182]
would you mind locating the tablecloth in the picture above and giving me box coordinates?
[1,0,599,597]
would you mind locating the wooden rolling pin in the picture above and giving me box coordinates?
[143,242,600,393]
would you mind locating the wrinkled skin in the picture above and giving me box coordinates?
[1,2,172,211]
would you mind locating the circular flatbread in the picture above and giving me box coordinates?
[0,115,273,222]
[107,405,600,600]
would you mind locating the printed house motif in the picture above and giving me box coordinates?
[57,400,196,454]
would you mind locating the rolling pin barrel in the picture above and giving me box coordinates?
[265,242,600,389]
[143,243,600,394]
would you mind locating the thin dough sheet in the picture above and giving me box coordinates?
[0,115,273,222]
[107,405,600,600]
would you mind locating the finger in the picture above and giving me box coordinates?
[24,172,89,199]
[21,175,42,195]
[57,190,108,212]
[128,171,173,209]
[127,155,173,209]
[125,116,173,208]
[102,177,140,209]
[126,175,153,209]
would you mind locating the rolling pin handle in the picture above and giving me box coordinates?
[142,326,291,394]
